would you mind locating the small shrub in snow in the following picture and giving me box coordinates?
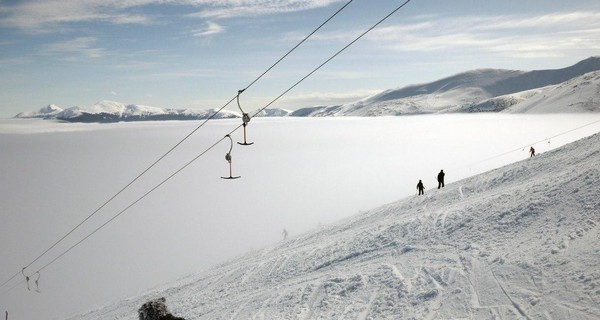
[138,297,185,320]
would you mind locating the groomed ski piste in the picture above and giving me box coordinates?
[70,132,600,319]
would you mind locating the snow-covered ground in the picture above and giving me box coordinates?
[1,114,599,319]
[80,131,600,319]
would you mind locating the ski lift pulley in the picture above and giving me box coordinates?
[236,89,254,146]
[221,134,241,179]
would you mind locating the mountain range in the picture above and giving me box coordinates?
[14,56,600,122]
[14,101,240,122]
[291,56,600,116]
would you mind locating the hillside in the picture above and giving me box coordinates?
[457,70,600,113]
[71,132,600,319]
[293,56,600,116]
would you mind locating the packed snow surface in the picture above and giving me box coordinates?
[73,130,600,320]
[1,115,599,319]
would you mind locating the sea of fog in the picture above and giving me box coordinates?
[1,114,599,319]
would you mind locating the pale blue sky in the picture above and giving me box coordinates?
[1,0,599,117]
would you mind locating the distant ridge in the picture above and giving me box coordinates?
[15,100,291,123]
[14,57,600,122]
[486,56,600,96]
[294,56,600,117]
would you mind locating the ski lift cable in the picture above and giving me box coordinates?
[0,278,25,298]
[30,124,240,275]
[33,133,235,276]
[1,0,413,293]
[5,126,240,293]
[0,98,241,292]
[23,98,237,264]
[0,98,238,295]
[34,0,412,273]
[461,118,600,168]
[0,0,356,291]
[240,0,355,93]
[248,0,413,120]
[0,272,20,292]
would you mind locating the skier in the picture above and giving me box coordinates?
[437,170,445,189]
[282,229,288,240]
[529,146,535,157]
[416,180,425,196]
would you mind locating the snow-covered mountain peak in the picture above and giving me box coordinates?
[292,57,600,117]
[13,100,243,122]
[123,103,166,116]
[87,100,127,115]
[40,104,63,114]
[14,104,64,118]
[253,108,291,117]
[367,68,522,102]
[569,56,600,71]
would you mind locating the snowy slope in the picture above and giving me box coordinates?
[503,70,600,113]
[333,69,522,116]
[457,71,600,114]
[71,132,600,319]
[296,57,600,116]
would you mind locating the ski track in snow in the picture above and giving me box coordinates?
[70,133,600,320]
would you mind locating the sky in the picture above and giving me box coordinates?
[1,0,600,118]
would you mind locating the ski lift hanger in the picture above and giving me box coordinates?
[33,271,41,293]
[221,134,241,179]
[21,268,41,293]
[236,89,254,146]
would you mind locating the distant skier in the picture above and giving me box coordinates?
[437,170,445,189]
[282,229,288,240]
[529,146,535,157]
[416,180,425,196]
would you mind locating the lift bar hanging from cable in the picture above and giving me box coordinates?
[21,268,41,293]
[236,89,254,145]
[221,134,241,179]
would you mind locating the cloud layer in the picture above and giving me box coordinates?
[0,0,343,33]
[367,11,600,58]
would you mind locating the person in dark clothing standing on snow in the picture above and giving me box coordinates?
[529,146,535,157]
[437,170,445,189]
[416,180,425,195]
